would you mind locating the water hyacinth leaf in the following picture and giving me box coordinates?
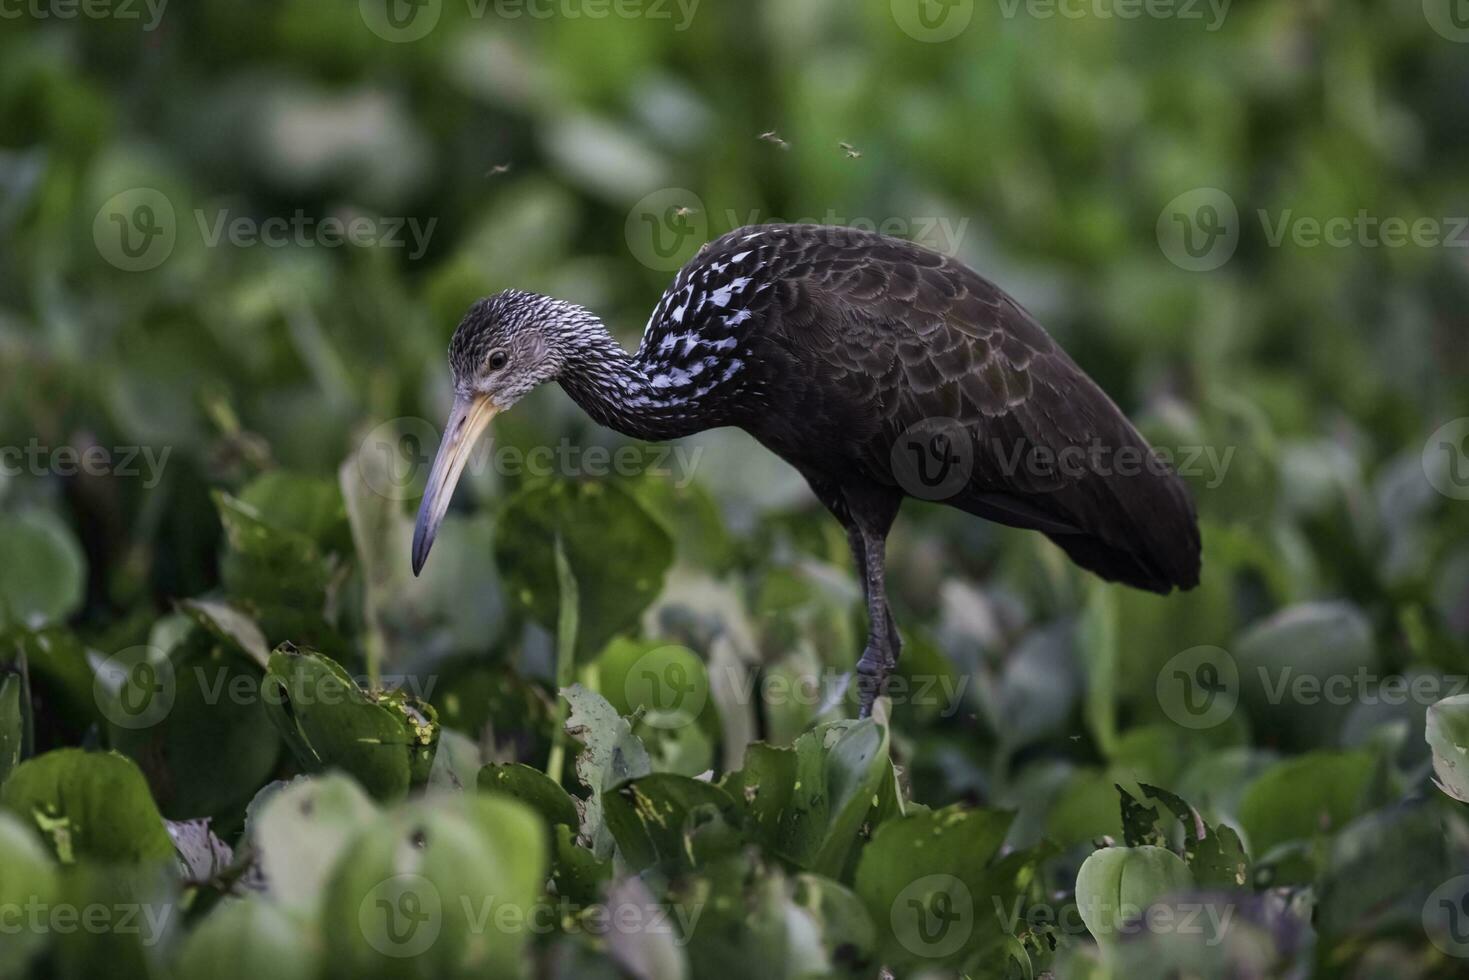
[1119,783,1250,888]
[1315,802,1446,940]
[597,637,713,733]
[809,720,891,877]
[261,644,438,800]
[108,631,283,819]
[236,471,351,549]
[1234,600,1376,749]
[564,682,651,858]
[2,628,100,747]
[52,862,180,980]
[603,772,742,873]
[0,511,86,630]
[248,775,378,915]
[212,490,335,609]
[719,741,799,853]
[720,723,894,877]
[494,479,674,662]
[1073,845,1195,949]
[478,762,580,828]
[320,794,547,980]
[1106,890,1311,978]
[1426,694,1469,802]
[0,811,60,977]
[854,805,1017,969]
[180,598,271,669]
[1237,750,1376,857]
[552,823,612,907]
[671,855,825,978]
[0,749,175,864]
[173,894,320,980]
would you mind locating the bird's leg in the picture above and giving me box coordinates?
[846,524,901,663]
[853,526,898,719]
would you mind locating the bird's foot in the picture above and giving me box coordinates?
[854,643,892,719]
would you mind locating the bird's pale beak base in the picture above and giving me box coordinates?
[412,393,500,575]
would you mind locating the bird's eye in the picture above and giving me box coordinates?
[488,350,509,370]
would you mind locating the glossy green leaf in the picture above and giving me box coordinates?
[494,479,674,662]
[0,749,175,863]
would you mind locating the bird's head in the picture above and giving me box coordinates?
[412,289,578,575]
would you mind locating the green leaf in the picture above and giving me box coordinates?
[603,772,743,873]
[179,598,270,669]
[0,511,86,629]
[720,723,894,878]
[320,794,547,980]
[1426,693,1469,803]
[1237,750,1376,859]
[212,490,335,609]
[108,630,283,819]
[494,479,674,662]
[564,683,651,859]
[478,762,579,828]
[261,644,438,800]
[1118,783,1249,888]
[237,471,350,549]
[174,895,319,980]
[248,774,379,916]
[1073,845,1194,951]
[0,811,60,977]
[51,863,179,980]
[0,749,175,863]
[1234,600,1376,748]
[854,804,1018,969]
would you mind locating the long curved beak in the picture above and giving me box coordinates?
[412,392,500,576]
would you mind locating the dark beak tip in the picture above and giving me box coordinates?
[410,523,432,577]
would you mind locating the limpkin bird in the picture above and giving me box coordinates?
[412,224,1201,717]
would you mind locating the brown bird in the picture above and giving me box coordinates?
[412,224,1201,716]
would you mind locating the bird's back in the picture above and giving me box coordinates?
[639,223,1201,594]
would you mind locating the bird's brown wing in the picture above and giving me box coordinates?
[766,225,1201,593]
